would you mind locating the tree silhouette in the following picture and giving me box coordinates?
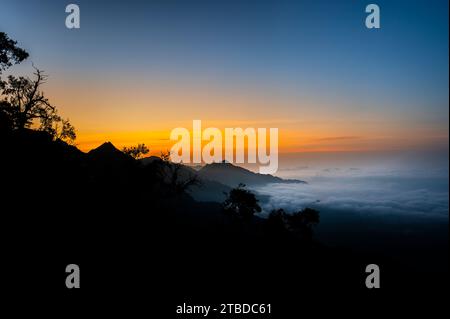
[266,208,288,236]
[122,143,149,159]
[291,208,320,227]
[287,208,319,241]
[1,33,75,143]
[1,32,28,131]
[0,32,29,73]
[223,183,262,220]
[267,207,320,241]
[52,118,76,143]
[160,150,171,162]
[154,161,201,195]
[0,66,76,143]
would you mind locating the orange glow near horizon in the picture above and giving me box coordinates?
[74,126,449,155]
[40,73,448,155]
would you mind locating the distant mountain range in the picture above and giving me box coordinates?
[138,156,305,202]
[85,142,305,202]
[198,162,305,187]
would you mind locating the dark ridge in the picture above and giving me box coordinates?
[198,162,306,187]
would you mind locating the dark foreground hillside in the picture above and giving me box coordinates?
[1,129,447,316]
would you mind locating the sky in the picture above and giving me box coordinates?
[1,0,448,153]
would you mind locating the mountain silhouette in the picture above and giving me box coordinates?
[88,142,133,163]
[1,127,425,297]
[138,158,304,202]
[140,155,164,165]
[198,162,305,187]
[139,156,231,202]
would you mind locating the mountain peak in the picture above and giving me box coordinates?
[88,141,132,162]
[199,162,305,187]
[93,141,116,151]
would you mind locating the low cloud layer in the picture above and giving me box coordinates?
[253,173,449,219]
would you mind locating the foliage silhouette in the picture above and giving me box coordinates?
[122,143,149,159]
[160,150,171,162]
[0,33,75,143]
[155,161,202,196]
[267,207,320,241]
[0,66,76,143]
[222,183,262,220]
[0,32,29,73]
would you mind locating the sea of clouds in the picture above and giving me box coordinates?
[253,163,449,220]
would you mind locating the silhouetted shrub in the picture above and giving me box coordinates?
[267,207,320,241]
[222,183,262,220]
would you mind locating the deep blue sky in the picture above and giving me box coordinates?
[3,1,448,92]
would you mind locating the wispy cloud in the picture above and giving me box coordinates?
[313,136,361,142]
